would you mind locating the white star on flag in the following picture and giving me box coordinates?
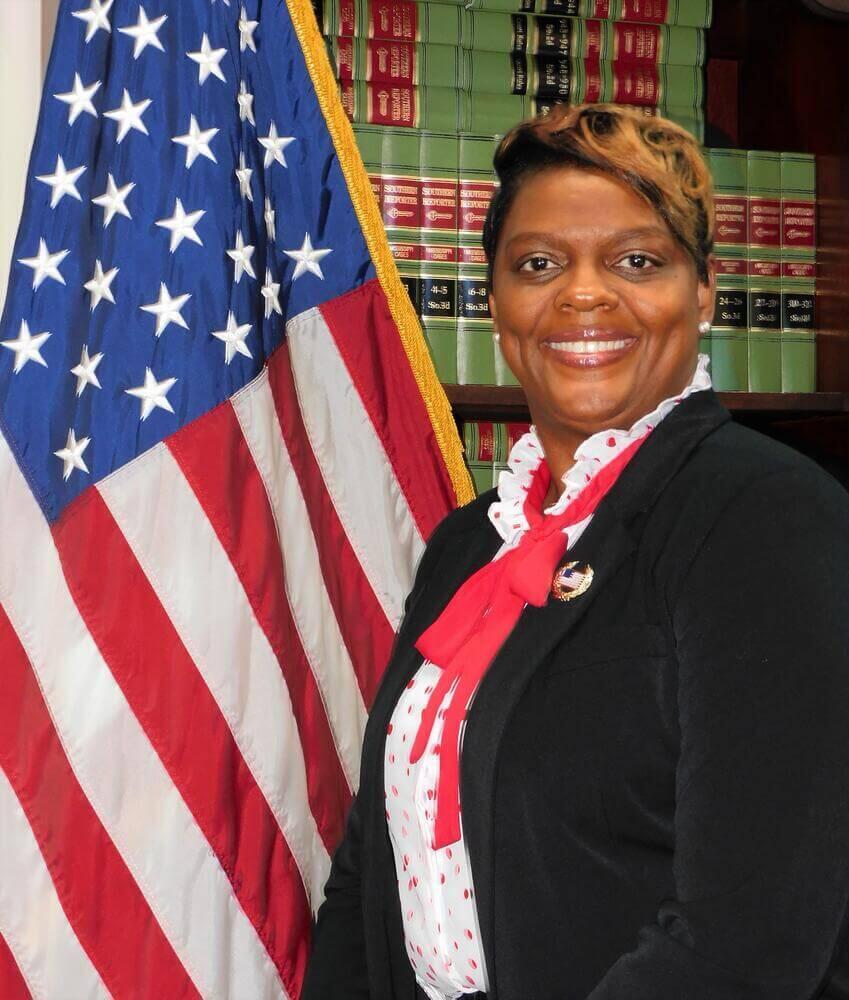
[212,312,252,364]
[264,197,276,240]
[140,283,191,337]
[54,429,91,481]
[84,259,119,311]
[1,320,51,373]
[237,81,255,125]
[227,231,256,283]
[156,198,205,252]
[92,173,135,227]
[104,88,152,143]
[35,156,86,209]
[259,122,295,169]
[71,345,104,396]
[126,367,177,421]
[262,268,282,317]
[187,33,227,85]
[54,73,101,124]
[18,239,69,290]
[238,6,259,52]
[235,152,254,202]
[118,5,167,58]
[284,232,332,280]
[172,115,219,168]
[71,0,114,43]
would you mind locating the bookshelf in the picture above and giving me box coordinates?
[451,0,849,478]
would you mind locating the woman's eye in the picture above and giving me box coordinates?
[617,252,659,271]
[518,256,555,272]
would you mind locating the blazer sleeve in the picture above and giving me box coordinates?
[301,513,457,999]
[586,466,849,1000]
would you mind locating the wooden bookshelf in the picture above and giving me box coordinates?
[451,0,849,479]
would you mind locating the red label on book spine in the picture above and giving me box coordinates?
[423,243,458,263]
[506,423,531,450]
[369,0,418,42]
[460,246,489,265]
[367,39,415,84]
[782,260,815,279]
[336,37,354,80]
[367,83,417,126]
[748,197,781,248]
[585,20,604,59]
[340,81,355,119]
[459,180,496,233]
[382,173,422,225]
[621,0,668,23]
[340,0,355,36]
[584,59,603,102]
[591,1,612,17]
[611,63,659,105]
[422,179,459,232]
[390,242,422,261]
[716,257,749,277]
[782,200,816,249]
[750,258,780,278]
[478,423,495,462]
[713,196,747,245]
[368,172,383,204]
[613,23,660,63]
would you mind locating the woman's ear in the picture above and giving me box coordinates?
[697,255,717,327]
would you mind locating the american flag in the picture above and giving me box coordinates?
[0,1,470,996]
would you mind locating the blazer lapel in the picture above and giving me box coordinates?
[458,389,731,998]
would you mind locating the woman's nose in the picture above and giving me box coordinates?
[552,260,618,313]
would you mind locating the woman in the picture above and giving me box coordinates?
[303,104,849,999]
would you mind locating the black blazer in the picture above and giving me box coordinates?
[303,390,849,1000]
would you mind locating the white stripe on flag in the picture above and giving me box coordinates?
[232,373,367,791]
[286,307,425,629]
[0,767,109,1000]
[0,430,283,1000]
[98,443,332,909]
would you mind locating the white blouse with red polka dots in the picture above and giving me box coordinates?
[384,356,712,1000]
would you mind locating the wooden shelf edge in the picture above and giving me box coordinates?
[443,386,849,421]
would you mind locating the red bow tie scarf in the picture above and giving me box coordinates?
[411,433,649,849]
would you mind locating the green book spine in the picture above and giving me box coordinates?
[711,257,748,392]
[611,0,712,27]
[781,152,817,393]
[599,61,703,108]
[705,147,748,257]
[746,151,782,392]
[463,420,497,495]
[420,246,459,384]
[373,126,420,243]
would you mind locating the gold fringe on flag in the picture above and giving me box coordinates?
[285,0,475,508]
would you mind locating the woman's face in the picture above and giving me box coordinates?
[489,166,715,450]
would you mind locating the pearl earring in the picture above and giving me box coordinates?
[698,321,711,334]
[492,330,501,343]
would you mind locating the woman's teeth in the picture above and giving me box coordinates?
[546,339,630,354]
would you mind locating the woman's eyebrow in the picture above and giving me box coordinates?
[503,225,671,251]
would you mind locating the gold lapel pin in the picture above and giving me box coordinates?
[551,561,594,602]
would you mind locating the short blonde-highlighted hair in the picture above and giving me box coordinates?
[482,103,715,284]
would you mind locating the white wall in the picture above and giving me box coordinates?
[0,0,57,312]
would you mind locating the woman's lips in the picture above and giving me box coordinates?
[542,335,638,368]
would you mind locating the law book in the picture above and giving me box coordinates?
[325,10,705,64]
[339,81,705,137]
[746,150,782,392]
[780,152,817,393]
[463,419,498,494]
[705,147,748,391]
[332,43,704,106]
[317,0,712,33]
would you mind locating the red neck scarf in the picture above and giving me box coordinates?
[411,432,649,849]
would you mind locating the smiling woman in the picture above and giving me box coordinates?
[304,104,849,1000]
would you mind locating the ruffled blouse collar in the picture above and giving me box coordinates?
[488,353,713,547]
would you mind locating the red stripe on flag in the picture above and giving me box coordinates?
[0,931,31,1000]
[320,278,456,541]
[267,342,395,707]
[0,602,199,1000]
[169,402,351,851]
[52,491,311,997]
